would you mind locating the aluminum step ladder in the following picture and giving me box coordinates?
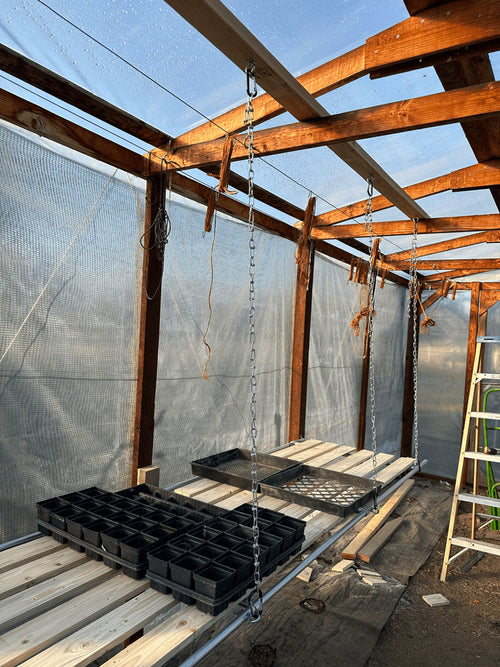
[440,336,500,581]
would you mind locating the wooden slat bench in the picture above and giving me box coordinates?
[0,441,416,666]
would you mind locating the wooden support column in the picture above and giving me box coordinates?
[131,175,166,484]
[288,197,316,442]
[461,283,481,487]
[401,286,422,457]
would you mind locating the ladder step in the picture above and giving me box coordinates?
[463,451,500,463]
[476,373,500,382]
[451,536,500,557]
[457,492,500,509]
[477,336,500,343]
[470,411,500,420]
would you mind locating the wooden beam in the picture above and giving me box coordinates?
[385,230,500,262]
[401,287,420,457]
[425,268,497,282]
[314,161,500,227]
[131,176,166,483]
[164,82,500,170]
[357,316,371,452]
[0,44,172,147]
[312,215,500,240]
[389,259,500,271]
[288,198,316,441]
[0,88,147,177]
[163,0,428,221]
[366,0,500,74]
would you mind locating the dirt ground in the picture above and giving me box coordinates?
[367,511,499,667]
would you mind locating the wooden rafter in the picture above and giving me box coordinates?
[312,215,500,240]
[425,268,496,282]
[385,230,500,261]
[313,161,500,227]
[163,0,428,221]
[388,259,500,271]
[162,82,500,170]
[168,0,498,148]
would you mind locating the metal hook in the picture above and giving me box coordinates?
[247,588,263,623]
[246,59,257,98]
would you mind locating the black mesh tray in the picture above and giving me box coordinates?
[191,448,300,490]
[259,465,381,517]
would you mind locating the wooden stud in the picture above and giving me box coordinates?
[131,175,166,483]
[137,465,160,486]
[357,516,405,563]
[289,197,316,441]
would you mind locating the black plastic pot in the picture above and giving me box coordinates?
[207,517,238,533]
[187,525,222,542]
[276,515,306,541]
[209,533,241,551]
[241,517,273,533]
[65,512,100,538]
[105,511,136,525]
[185,511,206,524]
[192,542,227,561]
[82,518,119,547]
[193,563,235,598]
[214,551,253,582]
[92,505,122,521]
[163,516,195,533]
[109,498,142,514]
[148,544,184,578]
[80,487,106,497]
[123,518,157,532]
[269,524,295,552]
[36,497,70,522]
[234,540,270,566]
[169,534,204,552]
[73,498,105,513]
[259,531,282,562]
[94,491,120,504]
[169,553,211,589]
[227,524,253,541]
[101,525,138,555]
[142,524,177,543]
[222,510,248,524]
[234,503,253,516]
[258,508,282,524]
[59,491,87,505]
[120,533,159,564]
[142,510,174,523]
[49,505,78,531]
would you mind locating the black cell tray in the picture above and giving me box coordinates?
[260,464,381,517]
[147,533,304,616]
[191,448,300,491]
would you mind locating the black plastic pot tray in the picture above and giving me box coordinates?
[191,448,299,490]
[260,465,381,517]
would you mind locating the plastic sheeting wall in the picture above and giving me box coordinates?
[418,290,470,478]
[0,122,141,542]
[306,255,407,454]
[153,206,296,487]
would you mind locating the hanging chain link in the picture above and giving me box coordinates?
[245,60,262,622]
[409,218,420,463]
[365,177,379,509]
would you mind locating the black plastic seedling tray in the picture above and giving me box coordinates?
[259,464,381,516]
[191,448,300,490]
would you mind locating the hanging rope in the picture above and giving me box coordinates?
[244,59,262,623]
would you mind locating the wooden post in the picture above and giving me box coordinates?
[400,287,421,457]
[131,175,166,484]
[288,197,316,442]
[357,318,370,450]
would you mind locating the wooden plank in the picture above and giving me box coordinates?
[376,458,416,486]
[306,445,355,468]
[22,589,176,667]
[0,88,146,177]
[0,575,148,667]
[132,175,166,482]
[137,466,160,486]
[258,497,289,511]
[164,82,500,170]
[0,537,64,575]
[425,268,494,282]
[325,449,373,472]
[357,516,405,563]
[278,504,313,520]
[365,0,500,72]
[390,258,500,271]
[341,479,415,559]
[195,483,250,505]
[0,561,114,633]
[0,549,88,601]
[100,605,213,667]
[272,439,323,458]
[385,229,500,262]
[349,453,395,478]
[314,161,500,227]
[175,478,221,498]
[215,491,256,510]
[291,442,343,463]
[288,198,316,441]
[314,214,500,240]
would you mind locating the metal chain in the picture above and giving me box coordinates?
[244,60,262,622]
[365,177,379,508]
[409,218,420,463]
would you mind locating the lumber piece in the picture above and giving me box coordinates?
[194,483,246,505]
[349,453,395,478]
[306,445,355,468]
[341,480,415,559]
[0,561,113,633]
[326,449,373,472]
[0,575,148,667]
[272,439,323,458]
[21,589,176,667]
[174,478,220,498]
[212,490,256,510]
[357,516,405,563]
[332,559,354,573]
[291,441,341,462]
[0,549,88,601]
[376,458,416,486]
[0,537,64,575]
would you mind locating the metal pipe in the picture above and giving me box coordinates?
[0,531,41,552]
[180,460,426,667]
